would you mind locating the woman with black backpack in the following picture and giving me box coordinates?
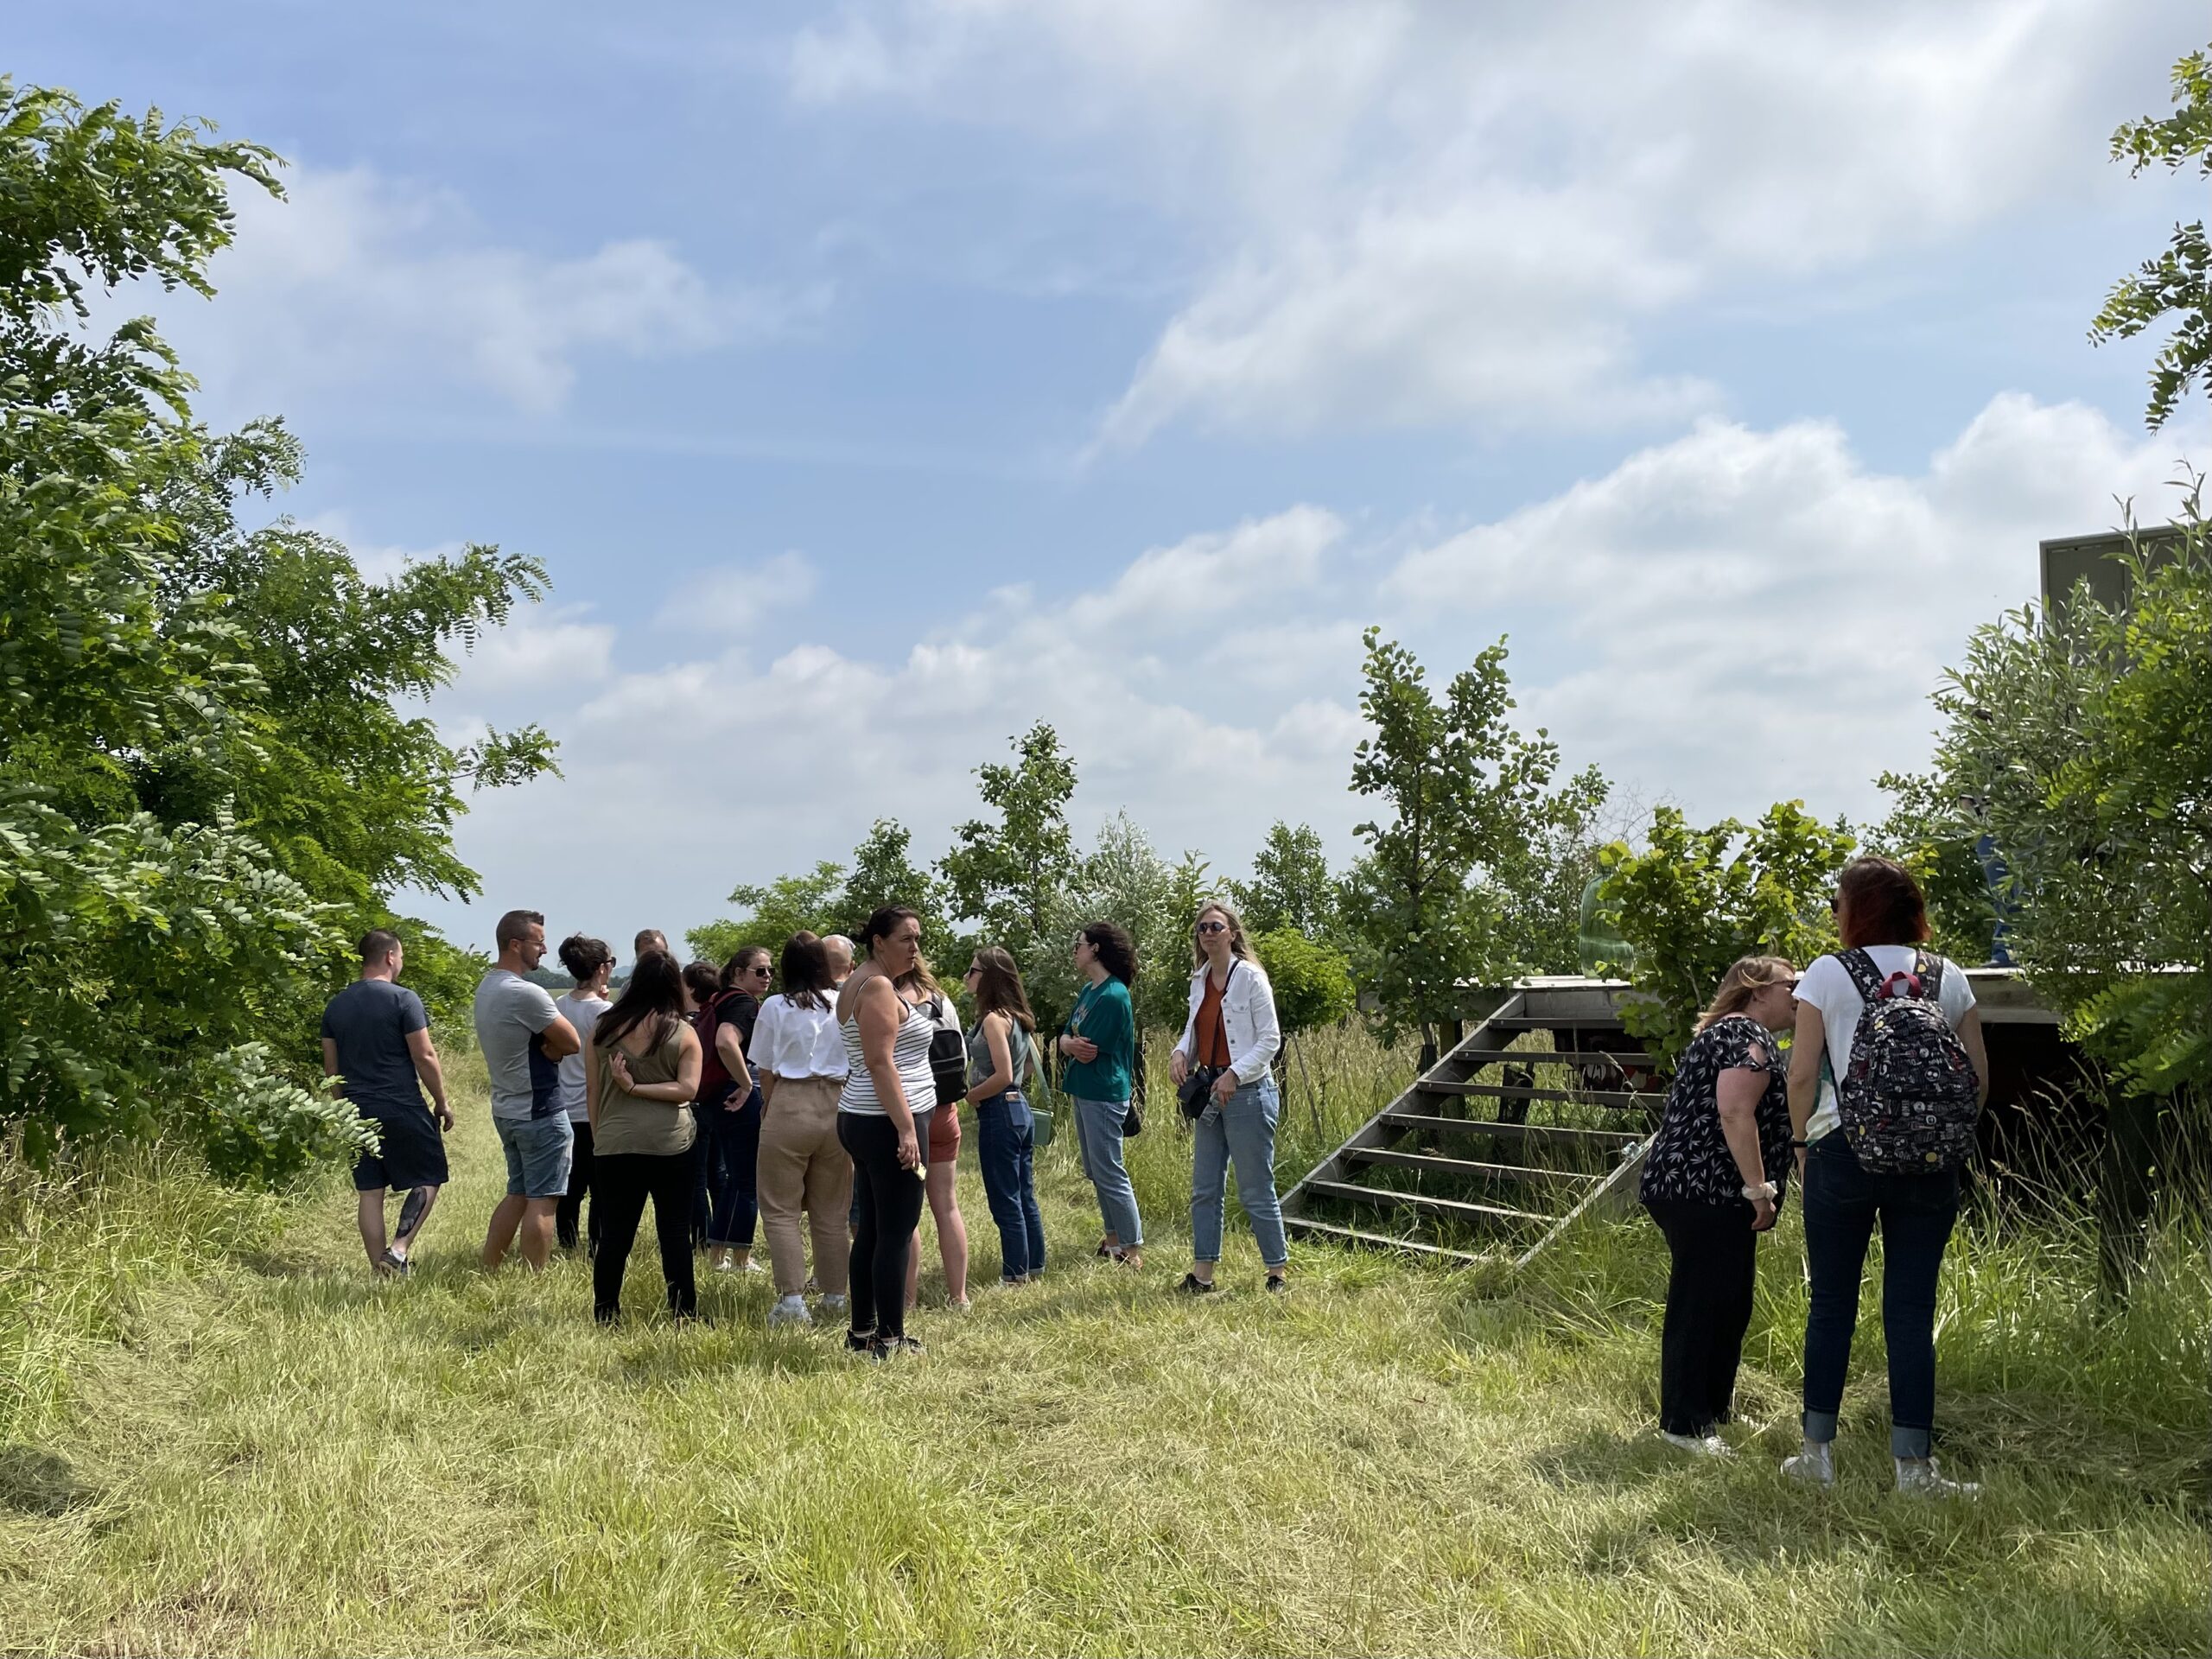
[1784,856,1989,1498]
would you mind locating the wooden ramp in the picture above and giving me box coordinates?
[1281,980,1665,1271]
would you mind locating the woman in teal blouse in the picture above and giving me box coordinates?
[1059,919,1141,1266]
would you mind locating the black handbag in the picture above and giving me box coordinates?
[1122,1096,1143,1138]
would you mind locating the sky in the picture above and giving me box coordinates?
[16,1,2209,957]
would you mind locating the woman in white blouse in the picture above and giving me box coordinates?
[749,931,853,1325]
[1166,900,1288,1294]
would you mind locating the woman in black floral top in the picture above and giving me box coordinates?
[1638,955,1798,1454]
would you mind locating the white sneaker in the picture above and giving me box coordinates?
[1660,1431,1732,1459]
[819,1293,848,1315]
[1894,1456,1980,1499]
[1781,1442,1835,1488]
[767,1294,811,1326]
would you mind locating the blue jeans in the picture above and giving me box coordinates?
[495,1113,574,1198]
[1190,1077,1288,1268]
[975,1091,1046,1280]
[705,1086,761,1248]
[1801,1132,1961,1458]
[1072,1096,1141,1247]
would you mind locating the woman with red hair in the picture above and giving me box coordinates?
[1783,857,1989,1498]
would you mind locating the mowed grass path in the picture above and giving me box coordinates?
[2,1058,2205,1656]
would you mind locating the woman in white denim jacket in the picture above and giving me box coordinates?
[1167,899,1289,1294]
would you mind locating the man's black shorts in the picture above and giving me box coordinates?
[353,1106,450,1192]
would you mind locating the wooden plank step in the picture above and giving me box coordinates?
[1282,1216,1491,1265]
[1345,1147,1600,1187]
[1445,1049,1662,1068]
[1301,1179,1551,1225]
[1419,1081,1662,1109]
[1481,1016,1639,1031]
[1382,1113,1643,1148]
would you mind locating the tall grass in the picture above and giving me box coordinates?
[0,1035,2204,1656]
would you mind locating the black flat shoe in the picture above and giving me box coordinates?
[1177,1273,1217,1295]
[845,1329,876,1352]
[1265,1273,1288,1294]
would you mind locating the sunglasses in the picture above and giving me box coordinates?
[1196,920,1229,935]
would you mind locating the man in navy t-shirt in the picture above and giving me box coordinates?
[321,929,453,1274]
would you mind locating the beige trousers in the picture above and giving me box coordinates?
[756,1076,854,1296]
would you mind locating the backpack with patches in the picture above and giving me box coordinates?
[1834,949,1980,1174]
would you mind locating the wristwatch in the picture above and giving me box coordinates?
[1742,1180,1779,1204]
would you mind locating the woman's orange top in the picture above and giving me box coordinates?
[1196,970,1231,1068]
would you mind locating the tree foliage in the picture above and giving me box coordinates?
[1338,629,1572,1063]
[939,722,1079,950]
[0,79,550,1174]
[2091,40,2212,429]
[1251,928,1357,1036]
[689,819,954,972]
[1890,500,2210,1095]
[1230,821,1339,942]
[1594,802,1854,1063]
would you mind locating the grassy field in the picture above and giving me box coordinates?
[1,1042,2206,1656]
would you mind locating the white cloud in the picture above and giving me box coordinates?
[290,511,463,584]
[786,1,2201,443]
[158,165,802,415]
[460,605,617,694]
[1386,391,2201,818]
[409,396,2202,953]
[657,551,820,633]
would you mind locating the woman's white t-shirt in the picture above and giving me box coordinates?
[553,990,612,1123]
[1794,948,1976,1142]
[749,993,849,1080]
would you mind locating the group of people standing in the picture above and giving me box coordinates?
[1638,855,1989,1497]
[321,895,1295,1360]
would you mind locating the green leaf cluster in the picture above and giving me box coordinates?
[1594,802,1854,1063]
[1250,928,1357,1036]
[1896,499,2210,1095]
[2092,40,2212,429]
[1338,628,1600,1060]
[0,79,550,1176]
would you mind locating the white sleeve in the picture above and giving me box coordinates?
[1939,957,1977,1026]
[1226,965,1281,1083]
[1173,972,1200,1061]
[750,998,785,1075]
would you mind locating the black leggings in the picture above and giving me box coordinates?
[838,1109,931,1342]
[556,1118,598,1253]
[593,1150,697,1322]
[1645,1198,1760,1437]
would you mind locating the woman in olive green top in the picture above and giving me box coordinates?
[1059,919,1141,1266]
[586,951,704,1323]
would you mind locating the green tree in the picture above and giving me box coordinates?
[1478,761,1611,977]
[2091,40,2211,429]
[839,817,952,963]
[1894,503,2209,1095]
[940,721,1080,950]
[1338,629,1564,1066]
[689,862,847,966]
[1593,802,1855,1063]
[1230,821,1338,941]
[0,79,550,1174]
[1251,928,1356,1036]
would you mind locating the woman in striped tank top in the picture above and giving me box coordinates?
[836,904,939,1358]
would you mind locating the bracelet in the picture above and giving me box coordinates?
[1742,1180,1778,1203]
[1789,1138,1808,1148]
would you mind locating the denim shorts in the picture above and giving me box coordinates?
[495,1114,575,1198]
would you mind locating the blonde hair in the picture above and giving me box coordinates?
[1189,899,1255,969]
[1695,956,1795,1033]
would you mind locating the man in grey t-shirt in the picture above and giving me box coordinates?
[474,908,580,1272]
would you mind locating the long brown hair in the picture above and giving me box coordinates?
[779,931,834,1013]
[596,950,686,1052]
[1188,899,1255,969]
[969,945,1037,1033]
[1695,956,1795,1033]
